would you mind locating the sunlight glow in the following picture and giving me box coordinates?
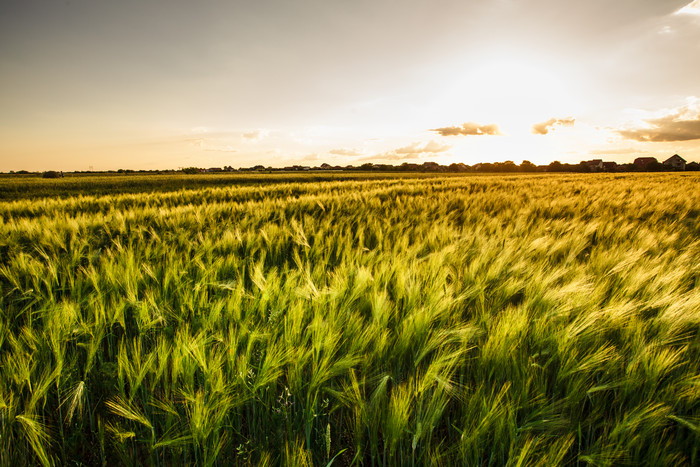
[432,55,580,136]
[676,0,700,16]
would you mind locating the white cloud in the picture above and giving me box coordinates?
[242,129,269,142]
[301,152,321,161]
[368,140,451,161]
[205,145,238,153]
[329,148,365,156]
[186,137,206,148]
[676,0,700,16]
[183,134,239,152]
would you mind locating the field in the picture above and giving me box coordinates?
[1,173,699,466]
[0,172,440,201]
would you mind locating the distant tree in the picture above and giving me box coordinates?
[448,163,468,172]
[547,161,563,172]
[181,167,200,174]
[575,162,591,173]
[520,160,537,172]
[42,170,62,179]
[494,161,517,172]
[422,162,441,172]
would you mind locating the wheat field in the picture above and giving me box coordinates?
[0,173,698,466]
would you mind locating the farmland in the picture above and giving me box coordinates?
[0,173,699,466]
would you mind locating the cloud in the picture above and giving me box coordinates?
[367,140,451,161]
[242,129,269,142]
[329,148,364,156]
[205,145,238,153]
[183,136,238,152]
[397,140,450,154]
[185,137,206,148]
[676,0,700,16]
[430,122,502,137]
[532,117,576,135]
[301,152,321,161]
[618,119,700,142]
[617,98,700,142]
[589,148,646,155]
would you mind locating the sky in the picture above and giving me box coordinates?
[1,0,700,171]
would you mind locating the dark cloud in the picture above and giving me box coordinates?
[532,117,575,135]
[364,140,451,161]
[430,122,502,137]
[618,116,700,142]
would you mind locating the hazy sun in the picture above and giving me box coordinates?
[455,57,578,130]
[423,54,583,164]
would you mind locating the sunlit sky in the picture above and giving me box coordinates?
[2,0,700,171]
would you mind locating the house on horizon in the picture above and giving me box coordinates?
[633,157,657,169]
[663,154,686,171]
[583,159,603,171]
